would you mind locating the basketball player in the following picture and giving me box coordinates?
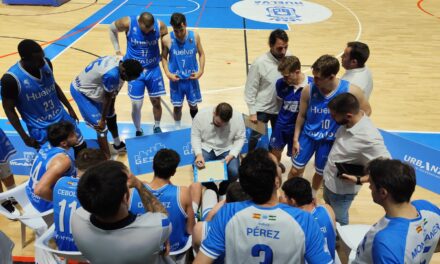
[53,148,106,251]
[0,128,18,216]
[269,55,311,170]
[161,12,205,128]
[109,12,168,135]
[290,55,371,195]
[281,177,336,261]
[194,148,332,264]
[70,56,142,158]
[129,149,195,260]
[354,159,440,263]
[1,39,85,156]
[26,121,78,212]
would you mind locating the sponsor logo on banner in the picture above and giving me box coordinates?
[10,151,36,167]
[134,143,166,165]
[403,155,440,178]
[231,0,332,25]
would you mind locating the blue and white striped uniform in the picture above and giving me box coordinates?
[168,30,201,107]
[5,60,83,144]
[312,205,336,260]
[26,146,76,212]
[124,16,165,100]
[70,56,123,127]
[0,128,16,164]
[292,80,350,174]
[354,200,440,264]
[129,184,190,252]
[201,201,333,264]
[53,176,80,251]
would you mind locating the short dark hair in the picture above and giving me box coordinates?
[76,148,107,171]
[368,158,416,203]
[239,148,277,204]
[139,12,154,28]
[328,93,360,115]
[215,102,233,122]
[312,55,340,78]
[47,121,75,147]
[269,29,289,47]
[278,56,301,73]
[170,13,186,28]
[226,181,250,203]
[122,59,143,80]
[281,177,313,207]
[347,41,370,67]
[153,149,180,179]
[77,161,128,218]
[18,39,43,61]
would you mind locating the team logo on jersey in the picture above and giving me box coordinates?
[231,0,332,25]
[23,79,31,88]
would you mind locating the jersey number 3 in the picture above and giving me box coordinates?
[251,244,273,264]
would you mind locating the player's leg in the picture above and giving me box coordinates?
[145,66,166,133]
[313,140,334,195]
[269,124,287,172]
[187,79,201,119]
[106,101,125,152]
[170,80,184,128]
[289,133,315,179]
[128,71,147,136]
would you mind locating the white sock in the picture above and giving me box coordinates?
[131,100,143,131]
[113,137,121,146]
[175,121,181,129]
[154,121,160,127]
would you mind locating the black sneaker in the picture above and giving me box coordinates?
[136,130,144,137]
[153,126,162,134]
[113,142,126,153]
[1,200,20,217]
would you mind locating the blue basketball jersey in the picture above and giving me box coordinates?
[275,76,312,128]
[0,128,16,163]
[124,16,161,69]
[355,200,440,264]
[129,183,190,252]
[303,79,350,141]
[26,146,76,212]
[312,205,336,260]
[53,177,80,251]
[6,60,65,130]
[168,30,198,79]
[201,201,332,264]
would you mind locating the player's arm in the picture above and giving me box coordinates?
[292,85,310,154]
[159,20,168,39]
[160,35,179,82]
[190,32,205,80]
[95,91,113,131]
[205,200,225,221]
[1,74,40,149]
[244,62,261,123]
[191,116,205,168]
[127,172,168,215]
[180,186,196,234]
[349,84,372,116]
[109,17,129,56]
[34,154,72,201]
[46,58,79,122]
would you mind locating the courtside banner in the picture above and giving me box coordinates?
[381,130,440,194]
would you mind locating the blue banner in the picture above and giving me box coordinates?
[380,130,440,194]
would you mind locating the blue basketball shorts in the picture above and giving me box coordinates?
[170,79,202,107]
[128,65,166,100]
[291,132,334,175]
[269,125,294,157]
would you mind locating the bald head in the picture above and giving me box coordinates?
[139,12,154,28]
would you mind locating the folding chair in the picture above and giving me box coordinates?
[170,235,193,264]
[336,222,370,263]
[0,180,53,248]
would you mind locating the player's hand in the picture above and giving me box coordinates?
[189,71,203,80]
[68,108,79,123]
[167,73,180,82]
[224,155,234,164]
[126,171,142,189]
[116,51,123,56]
[340,173,358,184]
[93,119,106,132]
[160,241,170,256]
[292,140,300,155]
[23,135,40,149]
[195,154,205,168]
[249,114,258,124]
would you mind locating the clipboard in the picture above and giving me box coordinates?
[194,160,228,183]
[243,114,267,135]
[335,162,365,177]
